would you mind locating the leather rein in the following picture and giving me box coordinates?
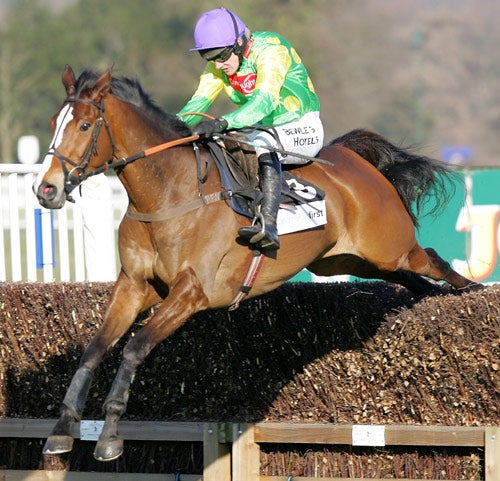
[53,96,201,192]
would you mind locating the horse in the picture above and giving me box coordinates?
[34,65,476,462]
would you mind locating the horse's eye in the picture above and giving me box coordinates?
[80,122,92,132]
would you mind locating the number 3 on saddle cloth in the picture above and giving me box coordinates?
[205,140,327,236]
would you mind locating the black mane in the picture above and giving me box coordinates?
[74,69,192,137]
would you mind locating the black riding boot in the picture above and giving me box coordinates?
[238,152,281,250]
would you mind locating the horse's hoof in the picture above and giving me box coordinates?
[93,438,124,462]
[467,282,483,292]
[42,435,74,454]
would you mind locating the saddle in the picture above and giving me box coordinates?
[204,137,325,220]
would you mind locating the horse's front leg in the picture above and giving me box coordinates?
[93,267,209,462]
[43,273,152,455]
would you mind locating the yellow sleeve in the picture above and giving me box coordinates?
[177,64,225,126]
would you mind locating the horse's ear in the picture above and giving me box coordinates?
[93,70,112,101]
[62,65,76,97]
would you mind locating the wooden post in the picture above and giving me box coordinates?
[485,426,499,481]
[203,423,231,481]
[232,423,260,481]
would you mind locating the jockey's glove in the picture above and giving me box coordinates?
[192,118,228,138]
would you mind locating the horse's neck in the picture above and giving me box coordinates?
[121,153,199,215]
[109,101,198,213]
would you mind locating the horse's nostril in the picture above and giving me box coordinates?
[39,183,57,200]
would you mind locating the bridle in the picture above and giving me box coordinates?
[46,96,118,195]
[47,95,199,197]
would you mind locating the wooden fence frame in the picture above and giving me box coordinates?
[0,418,498,481]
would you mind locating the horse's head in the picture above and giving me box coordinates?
[34,65,116,208]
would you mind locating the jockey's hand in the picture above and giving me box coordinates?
[192,118,228,138]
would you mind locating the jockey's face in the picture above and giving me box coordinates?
[214,52,240,75]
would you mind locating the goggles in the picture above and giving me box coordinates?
[200,44,235,62]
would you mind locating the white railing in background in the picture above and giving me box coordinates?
[0,164,127,282]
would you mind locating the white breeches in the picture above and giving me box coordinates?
[246,111,324,164]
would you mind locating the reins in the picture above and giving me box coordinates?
[50,96,202,191]
[82,134,201,181]
[58,100,331,188]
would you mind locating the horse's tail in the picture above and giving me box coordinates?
[331,128,455,227]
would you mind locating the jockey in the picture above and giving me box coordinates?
[178,7,324,250]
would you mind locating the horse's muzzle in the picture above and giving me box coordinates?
[35,181,67,209]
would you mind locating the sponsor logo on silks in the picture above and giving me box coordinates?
[229,73,257,95]
[452,204,500,281]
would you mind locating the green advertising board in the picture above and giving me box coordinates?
[292,168,500,285]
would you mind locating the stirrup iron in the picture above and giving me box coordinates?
[249,213,266,244]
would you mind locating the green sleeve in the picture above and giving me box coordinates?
[223,44,291,129]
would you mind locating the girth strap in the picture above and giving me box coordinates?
[126,191,230,222]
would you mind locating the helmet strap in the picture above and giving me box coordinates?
[223,9,249,64]
[224,8,245,59]
[235,33,251,64]
[224,8,240,44]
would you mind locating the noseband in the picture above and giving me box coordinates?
[47,96,117,195]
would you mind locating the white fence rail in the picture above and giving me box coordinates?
[0,164,127,282]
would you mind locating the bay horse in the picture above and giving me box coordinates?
[34,65,476,462]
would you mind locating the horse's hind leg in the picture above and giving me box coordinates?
[43,274,152,455]
[407,245,479,290]
[308,254,440,296]
[93,267,209,462]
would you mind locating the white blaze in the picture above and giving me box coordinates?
[34,104,74,190]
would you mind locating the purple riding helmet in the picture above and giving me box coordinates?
[190,8,246,51]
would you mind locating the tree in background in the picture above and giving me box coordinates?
[0,2,50,163]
